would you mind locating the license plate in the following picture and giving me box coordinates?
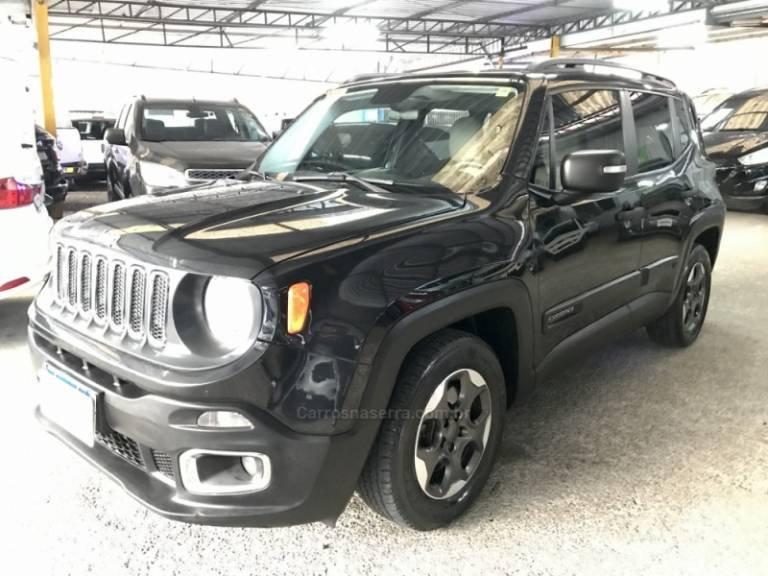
[64,167,75,174]
[39,363,96,447]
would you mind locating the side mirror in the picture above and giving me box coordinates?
[558,150,627,203]
[105,128,127,146]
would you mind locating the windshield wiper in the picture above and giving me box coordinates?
[289,172,392,194]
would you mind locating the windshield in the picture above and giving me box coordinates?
[140,104,269,142]
[73,119,115,140]
[258,80,526,194]
[702,92,768,132]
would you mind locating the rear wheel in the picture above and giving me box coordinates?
[358,329,505,530]
[647,244,712,347]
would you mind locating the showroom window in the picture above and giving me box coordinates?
[630,92,675,173]
[548,89,625,190]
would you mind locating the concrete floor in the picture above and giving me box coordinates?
[2,192,767,575]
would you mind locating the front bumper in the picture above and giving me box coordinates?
[28,318,368,527]
[715,164,768,212]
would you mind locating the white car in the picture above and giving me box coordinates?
[0,55,52,299]
[71,115,115,181]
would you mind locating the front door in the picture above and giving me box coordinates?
[528,88,643,361]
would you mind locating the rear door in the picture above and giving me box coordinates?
[528,87,643,360]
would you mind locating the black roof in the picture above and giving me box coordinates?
[132,97,243,107]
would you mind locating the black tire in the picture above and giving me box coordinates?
[358,329,506,530]
[106,170,120,202]
[647,244,712,347]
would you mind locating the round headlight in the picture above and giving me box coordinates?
[203,277,261,351]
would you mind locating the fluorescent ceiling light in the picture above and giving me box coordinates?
[614,0,669,11]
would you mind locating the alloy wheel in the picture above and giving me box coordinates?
[414,368,493,500]
[682,261,707,334]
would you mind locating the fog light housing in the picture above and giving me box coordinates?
[197,410,253,429]
[179,449,271,495]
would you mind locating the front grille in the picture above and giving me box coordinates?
[53,244,170,345]
[96,429,145,470]
[151,450,175,480]
[185,168,243,182]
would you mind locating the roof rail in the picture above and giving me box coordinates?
[343,72,398,84]
[529,58,676,88]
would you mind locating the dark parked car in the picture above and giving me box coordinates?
[103,97,271,201]
[34,125,67,216]
[702,88,768,212]
[30,60,724,530]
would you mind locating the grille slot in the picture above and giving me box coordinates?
[185,168,243,182]
[95,258,108,322]
[151,450,175,480]
[67,249,77,306]
[80,253,92,313]
[149,273,169,344]
[95,429,145,469]
[56,245,64,299]
[128,268,146,337]
[111,262,126,327]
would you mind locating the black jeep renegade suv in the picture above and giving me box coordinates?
[29,60,724,530]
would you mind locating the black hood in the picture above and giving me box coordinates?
[703,131,768,165]
[141,140,268,171]
[56,180,463,279]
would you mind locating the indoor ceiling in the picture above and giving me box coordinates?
[45,0,751,55]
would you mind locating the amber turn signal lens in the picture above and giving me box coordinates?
[287,282,311,334]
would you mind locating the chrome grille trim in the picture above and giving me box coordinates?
[51,244,172,349]
[127,266,146,339]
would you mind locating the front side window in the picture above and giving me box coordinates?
[550,89,624,189]
[140,104,269,142]
[630,92,674,173]
[258,81,526,195]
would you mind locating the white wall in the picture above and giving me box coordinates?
[614,37,768,97]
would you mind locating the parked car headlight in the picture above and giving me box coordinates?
[203,277,262,351]
[738,147,768,166]
[138,161,188,188]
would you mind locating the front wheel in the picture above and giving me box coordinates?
[647,244,712,347]
[357,329,505,530]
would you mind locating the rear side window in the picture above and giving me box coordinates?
[630,92,674,173]
[550,89,625,189]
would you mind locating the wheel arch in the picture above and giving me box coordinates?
[347,278,536,428]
